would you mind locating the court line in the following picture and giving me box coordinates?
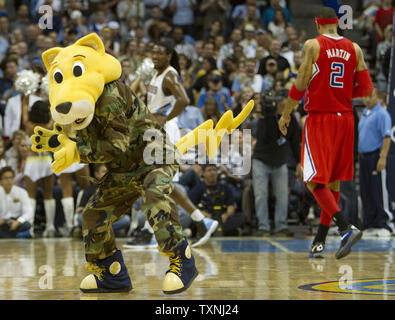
[264,239,293,253]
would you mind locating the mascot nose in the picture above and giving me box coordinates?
[56,102,72,114]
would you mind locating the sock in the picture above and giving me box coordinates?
[29,198,37,225]
[61,197,74,229]
[43,199,56,231]
[144,220,154,234]
[191,209,204,222]
[312,185,339,218]
[314,224,329,244]
[333,212,350,233]
[319,190,340,226]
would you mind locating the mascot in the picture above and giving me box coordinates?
[31,33,253,294]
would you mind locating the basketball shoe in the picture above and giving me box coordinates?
[191,218,219,248]
[335,225,363,259]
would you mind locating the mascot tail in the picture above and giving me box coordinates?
[175,100,254,158]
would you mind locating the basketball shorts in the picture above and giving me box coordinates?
[301,112,354,184]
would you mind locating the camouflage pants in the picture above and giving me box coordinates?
[82,164,184,263]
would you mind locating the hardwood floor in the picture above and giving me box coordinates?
[0,236,394,300]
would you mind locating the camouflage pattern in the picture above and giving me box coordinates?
[77,80,184,263]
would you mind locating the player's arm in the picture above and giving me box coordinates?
[278,39,319,135]
[162,71,190,123]
[352,42,374,98]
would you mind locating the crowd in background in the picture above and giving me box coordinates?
[0,0,393,239]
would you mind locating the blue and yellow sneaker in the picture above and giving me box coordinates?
[162,239,198,294]
[80,249,132,293]
[335,225,363,259]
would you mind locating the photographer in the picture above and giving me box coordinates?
[251,89,302,236]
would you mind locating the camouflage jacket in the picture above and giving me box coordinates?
[75,80,179,175]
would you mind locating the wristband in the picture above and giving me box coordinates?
[289,84,305,101]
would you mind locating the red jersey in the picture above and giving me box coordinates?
[304,34,357,113]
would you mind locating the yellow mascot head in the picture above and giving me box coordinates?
[42,33,122,130]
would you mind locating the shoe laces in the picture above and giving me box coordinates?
[85,263,105,280]
[168,255,182,277]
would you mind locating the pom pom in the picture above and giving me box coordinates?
[40,73,49,97]
[135,58,155,83]
[14,70,41,95]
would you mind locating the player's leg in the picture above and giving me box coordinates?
[141,165,198,294]
[170,186,218,247]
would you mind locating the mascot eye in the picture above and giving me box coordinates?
[53,69,63,84]
[72,61,85,77]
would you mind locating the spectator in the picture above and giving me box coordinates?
[268,9,288,45]
[0,138,7,168]
[0,57,19,116]
[199,0,228,40]
[117,0,146,27]
[143,5,162,37]
[232,58,269,96]
[374,0,393,43]
[251,89,302,236]
[376,24,392,91]
[232,0,260,28]
[196,70,232,114]
[258,39,290,76]
[119,39,142,75]
[283,50,302,88]
[100,26,120,56]
[240,24,257,58]
[74,163,131,238]
[91,9,108,33]
[201,95,222,126]
[168,0,197,36]
[10,4,30,36]
[358,88,393,237]
[173,26,197,61]
[0,15,10,60]
[262,0,292,29]
[242,3,262,30]
[0,166,33,238]
[192,55,217,95]
[217,28,242,70]
[188,164,245,236]
[262,58,278,90]
[203,20,223,41]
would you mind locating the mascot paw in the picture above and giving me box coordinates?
[52,134,80,173]
[30,122,66,153]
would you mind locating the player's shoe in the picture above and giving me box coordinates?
[162,239,198,294]
[335,225,363,259]
[123,229,158,249]
[191,218,219,248]
[309,241,325,259]
[80,249,132,293]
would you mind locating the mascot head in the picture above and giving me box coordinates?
[42,33,122,130]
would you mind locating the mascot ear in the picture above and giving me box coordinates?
[42,47,62,71]
[75,33,105,55]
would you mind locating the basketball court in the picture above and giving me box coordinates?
[0,235,394,300]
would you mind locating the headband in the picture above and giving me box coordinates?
[315,17,338,25]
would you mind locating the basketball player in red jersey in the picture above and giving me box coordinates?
[278,7,373,259]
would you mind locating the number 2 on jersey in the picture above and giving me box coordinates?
[330,62,344,88]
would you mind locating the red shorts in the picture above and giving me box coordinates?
[301,112,354,184]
